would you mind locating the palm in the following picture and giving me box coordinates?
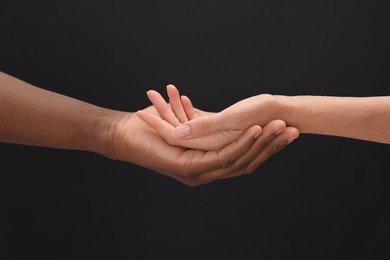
[109,108,266,186]
[136,86,246,150]
[145,105,244,150]
[114,86,299,186]
[111,109,190,178]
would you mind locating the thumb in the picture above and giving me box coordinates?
[173,114,224,139]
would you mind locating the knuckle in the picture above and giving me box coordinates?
[201,118,210,135]
[162,103,172,114]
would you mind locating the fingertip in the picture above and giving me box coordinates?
[167,84,179,101]
[181,95,198,120]
[135,110,148,122]
[291,127,300,138]
[147,90,168,108]
[272,120,287,136]
[166,84,177,93]
[146,90,157,100]
[285,127,300,143]
[174,115,218,138]
[135,109,144,117]
[181,95,193,106]
[174,124,191,139]
[244,125,262,139]
[254,125,263,139]
[254,125,262,132]
[275,119,287,129]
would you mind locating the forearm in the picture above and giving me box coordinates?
[0,71,123,154]
[275,95,390,144]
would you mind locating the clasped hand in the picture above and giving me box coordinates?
[130,85,299,186]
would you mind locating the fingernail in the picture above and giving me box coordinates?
[275,130,283,136]
[286,138,296,145]
[146,90,153,99]
[254,131,261,139]
[174,125,191,138]
[135,110,143,117]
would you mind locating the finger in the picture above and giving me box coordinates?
[137,109,240,151]
[146,90,181,127]
[181,95,198,120]
[188,125,262,184]
[205,120,287,181]
[231,120,287,171]
[173,113,226,139]
[242,126,299,177]
[166,84,189,123]
[219,120,288,180]
[135,110,178,145]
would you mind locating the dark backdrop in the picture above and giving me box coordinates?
[1,1,389,259]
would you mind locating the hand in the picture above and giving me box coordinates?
[136,85,299,151]
[172,93,281,140]
[136,85,244,150]
[103,106,293,186]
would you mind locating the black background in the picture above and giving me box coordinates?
[1,0,390,259]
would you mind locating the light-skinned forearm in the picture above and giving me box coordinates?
[275,95,390,144]
[0,71,123,154]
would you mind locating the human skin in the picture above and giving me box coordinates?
[139,85,390,146]
[136,85,300,151]
[0,71,299,186]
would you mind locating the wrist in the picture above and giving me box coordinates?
[255,94,287,124]
[90,107,133,159]
[273,95,294,125]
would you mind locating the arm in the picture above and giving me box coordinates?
[0,71,112,152]
[0,71,297,186]
[170,93,390,144]
[275,95,390,144]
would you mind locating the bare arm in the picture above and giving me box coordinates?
[169,93,390,145]
[0,71,115,153]
[275,95,390,144]
[0,72,298,186]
